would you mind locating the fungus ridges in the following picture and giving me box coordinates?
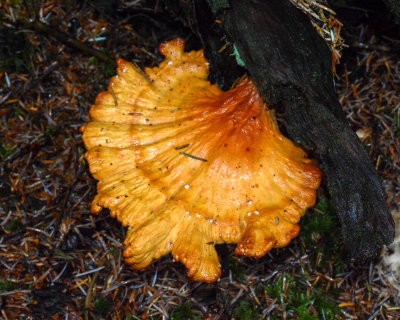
[82,38,321,283]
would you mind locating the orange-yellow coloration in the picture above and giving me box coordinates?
[81,38,321,283]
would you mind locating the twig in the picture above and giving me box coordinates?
[29,20,114,64]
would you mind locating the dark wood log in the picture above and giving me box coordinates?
[193,0,394,261]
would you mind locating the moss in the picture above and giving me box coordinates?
[100,60,116,78]
[0,143,13,159]
[0,280,15,291]
[9,0,24,8]
[393,112,400,139]
[6,218,25,233]
[265,274,339,319]
[86,48,115,78]
[88,56,97,65]
[14,107,25,117]
[108,247,121,260]
[229,256,246,281]
[299,199,346,274]
[311,71,321,83]
[169,302,200,320]
[301,200,334,245]
[233,300,260,320]
[93,297,112,316]
[313,292,339,320]
[0,24,35,74]
[46,125,56,137]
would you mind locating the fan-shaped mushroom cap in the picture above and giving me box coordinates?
[81,38,321,283]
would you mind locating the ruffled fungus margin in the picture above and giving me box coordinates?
[81,38,321,282]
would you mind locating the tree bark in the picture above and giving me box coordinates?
[193,0,394,261]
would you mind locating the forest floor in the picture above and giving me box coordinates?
[1,1,399,319]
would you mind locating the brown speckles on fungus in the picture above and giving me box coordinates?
[81,38,322,283]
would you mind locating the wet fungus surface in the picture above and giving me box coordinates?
[81,38,322,283]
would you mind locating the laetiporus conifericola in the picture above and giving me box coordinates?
[81,38,321,283]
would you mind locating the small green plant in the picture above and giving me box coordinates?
[169,302,199,320]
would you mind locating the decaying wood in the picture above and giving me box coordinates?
[193,0,395,261]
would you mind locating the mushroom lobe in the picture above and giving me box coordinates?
[82,38,321,283]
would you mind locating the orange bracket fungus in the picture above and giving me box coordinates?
[81,38,322,283]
